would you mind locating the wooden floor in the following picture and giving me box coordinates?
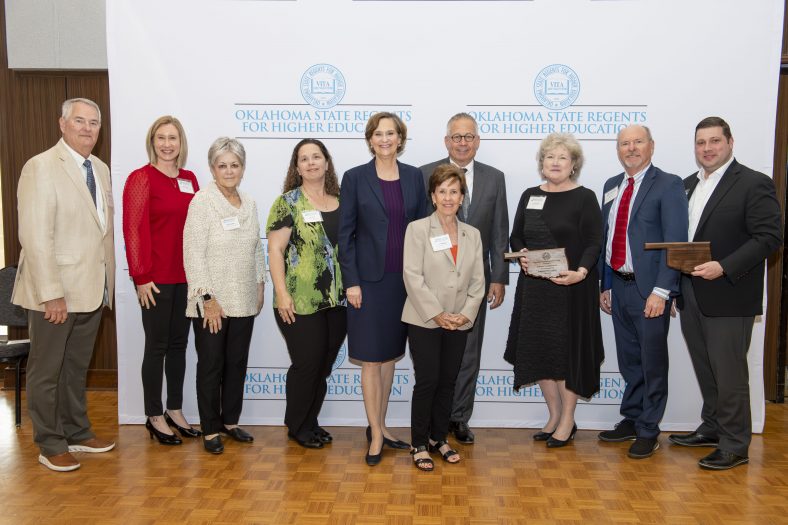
[1,392,787,524]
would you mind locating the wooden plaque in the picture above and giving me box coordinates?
[644,242,712,273]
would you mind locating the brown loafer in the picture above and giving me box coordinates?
[68,437,116,453]
[39,452,81,472]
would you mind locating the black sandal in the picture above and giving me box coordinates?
[429,440,460,463]
[410,445,434,471]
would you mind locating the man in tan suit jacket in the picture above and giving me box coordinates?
[12,98,116,472]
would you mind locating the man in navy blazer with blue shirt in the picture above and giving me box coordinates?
[598,125,688,459]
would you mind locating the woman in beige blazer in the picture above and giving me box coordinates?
[402,164,485,471]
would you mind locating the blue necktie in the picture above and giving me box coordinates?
[84,159,97,207]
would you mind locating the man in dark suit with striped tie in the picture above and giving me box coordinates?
[420,113,509,444]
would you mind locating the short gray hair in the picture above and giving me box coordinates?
[208,137,246,167]
[616,124,653,144]
[62,98,101,122]
[537,132,584,180]
[446,112,479,136]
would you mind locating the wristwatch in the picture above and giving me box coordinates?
[202,294,212,301]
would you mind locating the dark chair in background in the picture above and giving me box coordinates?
[0,266,30,427]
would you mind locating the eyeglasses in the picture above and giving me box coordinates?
[449,133,477,143]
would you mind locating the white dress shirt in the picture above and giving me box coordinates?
[62,140,106,232]
[451,158,474,204]
[688,155,734,240]
[605,163,669,300]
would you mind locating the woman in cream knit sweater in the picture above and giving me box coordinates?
[183,137,265,454]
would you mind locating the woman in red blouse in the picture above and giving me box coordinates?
[123,116,201,444]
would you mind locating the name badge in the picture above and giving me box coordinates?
[302,210,323,223]
[430,234,452,252]
[604,187,619,205]
[221,216,241,230]
[177,178,195,194]
[526,195,546,210]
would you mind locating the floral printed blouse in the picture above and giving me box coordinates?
[266,187,346,314]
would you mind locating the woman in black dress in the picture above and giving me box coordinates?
[505,133,604,448]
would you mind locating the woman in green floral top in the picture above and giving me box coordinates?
[267,139,346,449]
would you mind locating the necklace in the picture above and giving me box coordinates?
[302,185,331,211]
[153,163,179,189]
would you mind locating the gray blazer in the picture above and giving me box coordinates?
[401,213,486,330]
[420,159,509,286]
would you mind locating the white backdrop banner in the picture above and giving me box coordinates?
[107,0,784,431]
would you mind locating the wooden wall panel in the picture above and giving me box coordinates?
[1,0,116,389]
[765,70,787,402]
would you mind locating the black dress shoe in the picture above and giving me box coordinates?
[222,426,254,443]
[314,427,332,444]
[533,430,555,441]
[164,412,202,438]
[451,421,475,444]
[668,431,719,448]
[546,423,577,448]
[145,418,182,445]
[203,435,224,454]
[598,420,637,442]
[698,449,748,470]
[288,432,324,449]
[628,437,659,459]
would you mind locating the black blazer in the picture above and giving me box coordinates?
[338,159,429,286]
[679,159,782,316]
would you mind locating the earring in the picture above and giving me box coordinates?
[432,201,437,208]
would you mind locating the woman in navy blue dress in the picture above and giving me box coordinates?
[338,112,429,465]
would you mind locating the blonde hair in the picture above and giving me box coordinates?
[146,116,188,169]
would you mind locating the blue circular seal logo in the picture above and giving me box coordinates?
[301,64,346,109]
[332,341,347,371]
[533,64,580,110]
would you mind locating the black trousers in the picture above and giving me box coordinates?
[276,307,347,440]
[679,276,754,457]
[409,324,468,448]
[140,283,191,416]
[193,315,255,435]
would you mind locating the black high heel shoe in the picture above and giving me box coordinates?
[165,412,202,438]
[546,423,577,448]
[366,425,410,449]
[533,429,555,441]
[146,418,182,445]
[365,427,383,466]
[365,445,382,466]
